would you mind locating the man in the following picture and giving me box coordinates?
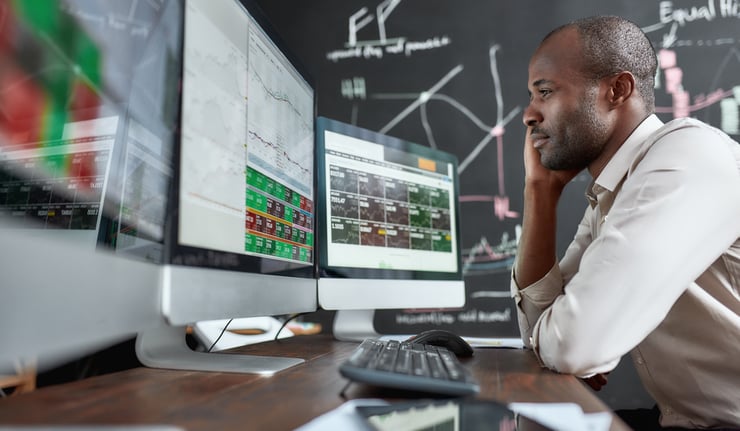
[512,15,740,430]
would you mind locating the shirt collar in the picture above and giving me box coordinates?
[593,114,664,193]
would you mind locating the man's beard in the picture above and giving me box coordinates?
[539,95,608,171]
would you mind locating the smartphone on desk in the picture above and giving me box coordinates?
[356,399,552,431]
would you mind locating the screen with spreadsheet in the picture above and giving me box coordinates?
[174,0,315,271]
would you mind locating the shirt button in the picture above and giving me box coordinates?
[665,407,673,415]
[635,355,645,365]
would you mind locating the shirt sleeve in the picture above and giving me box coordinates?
[511,206,593,351]
[514,124,740,377]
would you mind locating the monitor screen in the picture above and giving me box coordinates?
[133,0,318,374]
[0,0,137,249]
[0,115,118,237]
[315,117,465,340]
[175,0,314,270]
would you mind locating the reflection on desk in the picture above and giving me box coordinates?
[0,334,630,431]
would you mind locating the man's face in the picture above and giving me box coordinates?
[523,28,611,171]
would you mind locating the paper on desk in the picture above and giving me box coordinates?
[509,402,612,431]
[378,334,525,349]
[463,336,524,349]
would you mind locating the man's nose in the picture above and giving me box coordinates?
[522,103,542,127]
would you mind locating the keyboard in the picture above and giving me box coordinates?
[339,338,480,396]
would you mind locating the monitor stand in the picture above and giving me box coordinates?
[135,325,304,375]
[332,309,381,341]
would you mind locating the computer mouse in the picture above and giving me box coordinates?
[406,329,474,357]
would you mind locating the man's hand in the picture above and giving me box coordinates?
[582,373,609,391]
[514,127,581,288]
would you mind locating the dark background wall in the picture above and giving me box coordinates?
[253,0,740,409]
[254,0,740,333]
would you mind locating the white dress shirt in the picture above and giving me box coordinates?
[511,115,740,428]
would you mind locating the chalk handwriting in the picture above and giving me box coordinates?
[326,0,451,61]
[659,0,740,27]
[327,36,451,62]
[395,311,455,325]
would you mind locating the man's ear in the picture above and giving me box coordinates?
[607,71,635,108]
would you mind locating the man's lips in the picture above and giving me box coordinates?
[530,133,549,149]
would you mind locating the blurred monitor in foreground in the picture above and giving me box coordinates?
[1,0,318,376]
[0,0,170,372]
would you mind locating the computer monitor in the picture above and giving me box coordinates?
[315,117,466,341]
[1,0,317,376]
[133,0,318,374]
[0,1,168,371]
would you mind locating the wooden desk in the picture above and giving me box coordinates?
[0,335,630,430]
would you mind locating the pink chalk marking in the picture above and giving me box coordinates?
[665,67,683,94]
[490,125,504,137]
[659,49,677,69]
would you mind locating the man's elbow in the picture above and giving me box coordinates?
[539,338,618,377]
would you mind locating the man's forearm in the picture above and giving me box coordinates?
[514,181,562,288]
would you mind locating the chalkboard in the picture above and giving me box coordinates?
[254,0,740,337]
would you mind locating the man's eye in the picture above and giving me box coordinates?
[539,89,552,97]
